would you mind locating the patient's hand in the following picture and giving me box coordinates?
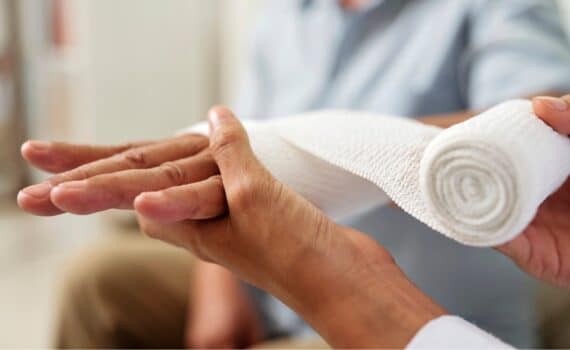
[134,107,445,348]
[18,132,216,216]
[497,95,570,289]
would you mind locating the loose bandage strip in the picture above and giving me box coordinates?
[184,100,570,247]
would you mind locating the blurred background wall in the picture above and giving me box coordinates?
[9,0,570,179]
[0,0,568,348]
[0,1,263,347]
[22,0,262,145]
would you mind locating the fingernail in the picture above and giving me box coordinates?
[535,96,568,111]
[140,192,168,205]
[208,110,223,131]
[21,141,50,156]
[208,107,232,131]
[21,183,52,199]
[27,141,50,150]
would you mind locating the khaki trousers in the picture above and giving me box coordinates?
[54,234,328,348]
[54,233,570,348]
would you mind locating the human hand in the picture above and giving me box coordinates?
[17,133,218,216]
[497,95,570,288]
[135,106,445,348]
[133,107,356,287]
[186,262,262,349]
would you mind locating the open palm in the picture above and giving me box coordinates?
[497,96,570,288]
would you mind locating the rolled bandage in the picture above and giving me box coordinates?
[183,100,570,247]
[419,101,570,245]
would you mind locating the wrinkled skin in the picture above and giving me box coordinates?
[18,96,570,289]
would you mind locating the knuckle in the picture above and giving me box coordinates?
[73,167,92,180]
[123,140,150,150]
[231,178,258,210]
[121,150,148,169]
[159,161,187,185]
[53,166,91,184]
[208,174,223,188]
[185,133,209,148]
[198,150,220,174]
[118,141,137,152]
[186,232,211,262]
[211,128,241,155]
[122,141,136,149]
[183,221,224,263]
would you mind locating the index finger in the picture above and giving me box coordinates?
[50,151,218,214]
[21,140,153,173]
[134,175,226,223]
[18,133,208,216]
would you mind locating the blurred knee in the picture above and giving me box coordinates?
[56,238,192,348]
[56,241,151,347]
[60,243,138,306]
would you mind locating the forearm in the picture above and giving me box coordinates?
[269,225,446,348]
[304,263,445,348]
[417,91,565,129]
[419,110,475,128]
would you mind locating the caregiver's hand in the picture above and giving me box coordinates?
[17,132,217,216]
[134,107,446,348]
[497,95,570,289]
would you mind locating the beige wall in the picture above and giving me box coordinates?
[76,0,570,144]
[81,0,264,144]
[83,0,222,143]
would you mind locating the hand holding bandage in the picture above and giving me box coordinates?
[249,97,570,287]
[18,96,570,288]
[497,96,570,288]
[232,100,569,247]
[134,108,446,348]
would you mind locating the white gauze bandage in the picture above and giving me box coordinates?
[184,100,570,247]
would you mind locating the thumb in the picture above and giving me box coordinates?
[208,106,262,182]
[532,95,570,135]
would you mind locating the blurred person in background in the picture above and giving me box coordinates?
[17,0,570,348]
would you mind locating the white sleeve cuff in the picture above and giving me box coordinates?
[406,315,513,349]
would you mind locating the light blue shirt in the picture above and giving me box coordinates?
[234,0,570,347]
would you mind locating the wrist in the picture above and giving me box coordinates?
[419,111,475,128]
[277,225,446,348]
[318,263,446,348]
